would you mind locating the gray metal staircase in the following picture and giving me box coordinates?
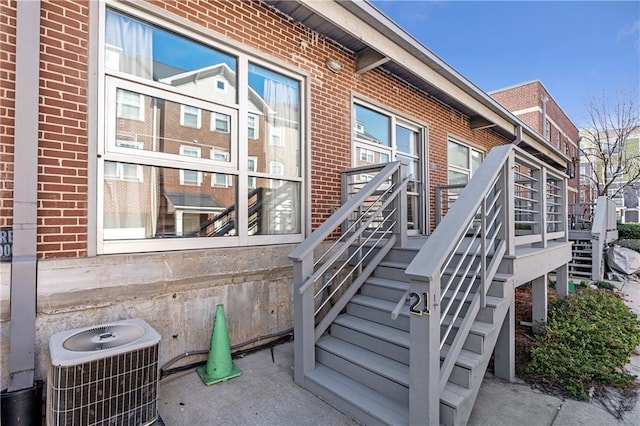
[569,238,593,279]
[289,145,570,425]
[567,198,619,281]
[302,245,514,426]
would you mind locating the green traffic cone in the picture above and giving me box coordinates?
[197,304,242,385]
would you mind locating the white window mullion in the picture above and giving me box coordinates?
[236,55,249,245]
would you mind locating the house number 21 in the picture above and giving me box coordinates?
[408,292,431,316]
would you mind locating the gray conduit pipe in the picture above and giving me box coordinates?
[8,0,41,392]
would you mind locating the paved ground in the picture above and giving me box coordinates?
[157,279,640,425]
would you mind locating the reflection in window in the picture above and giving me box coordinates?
[212,113,230,133]
[247,114,259,139]
[105,161,143,182]
[248,179,300,235]
[448,139,483,181]
[103,164,237,239]
[104,9,305,245]
[113,87,232,159]
[360,148,374,163]
[116,89,144,121]
[248,64,300,176]
[211,149,231,187]
[354,104,390,146]
[179,145,202,186]
[247,156,257,189]
[106,9,237,103]
[180,105,201,128]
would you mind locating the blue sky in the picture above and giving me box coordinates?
[370,0,640,128]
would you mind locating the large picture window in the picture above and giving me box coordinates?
[100,8,304,253]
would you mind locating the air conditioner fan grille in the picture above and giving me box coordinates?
[62,324,146,352]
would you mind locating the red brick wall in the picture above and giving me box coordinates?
[38,1,89,258]
[491,81,580,195]
[6,0,513,258]
[0,1,17,230]
[491,82,542,133]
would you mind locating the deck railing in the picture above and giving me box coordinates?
[404,144,568,424]
[288,162,409,385]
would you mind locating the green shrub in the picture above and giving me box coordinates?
[617,223,640,239]
[526,289,640,400]
[614,239,640,253]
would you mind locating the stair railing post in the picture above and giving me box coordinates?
[393,164,408,248]
[408,275,440,425]
[480,196,487,308]
[293,255,314,386]
[532,164,547,248]
[500,151,515,257]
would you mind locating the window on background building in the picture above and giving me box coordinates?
[180,105,201,128]
[212,149,231,187]
[102,8,303,253]
[212,112,230,133]
[116,89,144,121]
[247,114,259,139]
[545,120,551,141]
[360,148,374,163]
[179,145,202,186]
[352,101,425,234]
[247,156,257,189]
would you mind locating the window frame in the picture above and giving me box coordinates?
[447,138,485,184]
[351,98,427,235]
[97,3,307,254]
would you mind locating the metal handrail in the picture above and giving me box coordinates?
[404,143,568,423]
[289,161,408,387]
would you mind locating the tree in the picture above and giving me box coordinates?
[580,88,640,198]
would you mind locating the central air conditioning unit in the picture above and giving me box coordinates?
[47,318,161,426]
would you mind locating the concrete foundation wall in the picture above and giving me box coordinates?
[0,244,295,389]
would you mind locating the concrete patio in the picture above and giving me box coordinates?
[157,279,640,425]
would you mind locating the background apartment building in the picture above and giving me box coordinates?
[490,81,580,203]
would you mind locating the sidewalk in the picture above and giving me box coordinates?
[157,280,640,425]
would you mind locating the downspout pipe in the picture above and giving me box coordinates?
[541,94,549,140]
[512,125,523,145]
[8,0,41,392]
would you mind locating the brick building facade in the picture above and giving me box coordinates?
[490,80,580,203]
[1,0,570,389]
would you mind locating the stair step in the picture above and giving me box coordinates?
[317,336,409,384]
[441,344,482,370]
[374,264,411,282]
[378,260,411,269]
[384,247,420,263]
[361,277,409,301]
[305,365,409,426]
[333,314,409,347]
[316,336,409,403]
[440,382,474,426]
[347,295,409,330]
[440,343,483,389]
[476,295,503,324]
[332,314,409,364]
